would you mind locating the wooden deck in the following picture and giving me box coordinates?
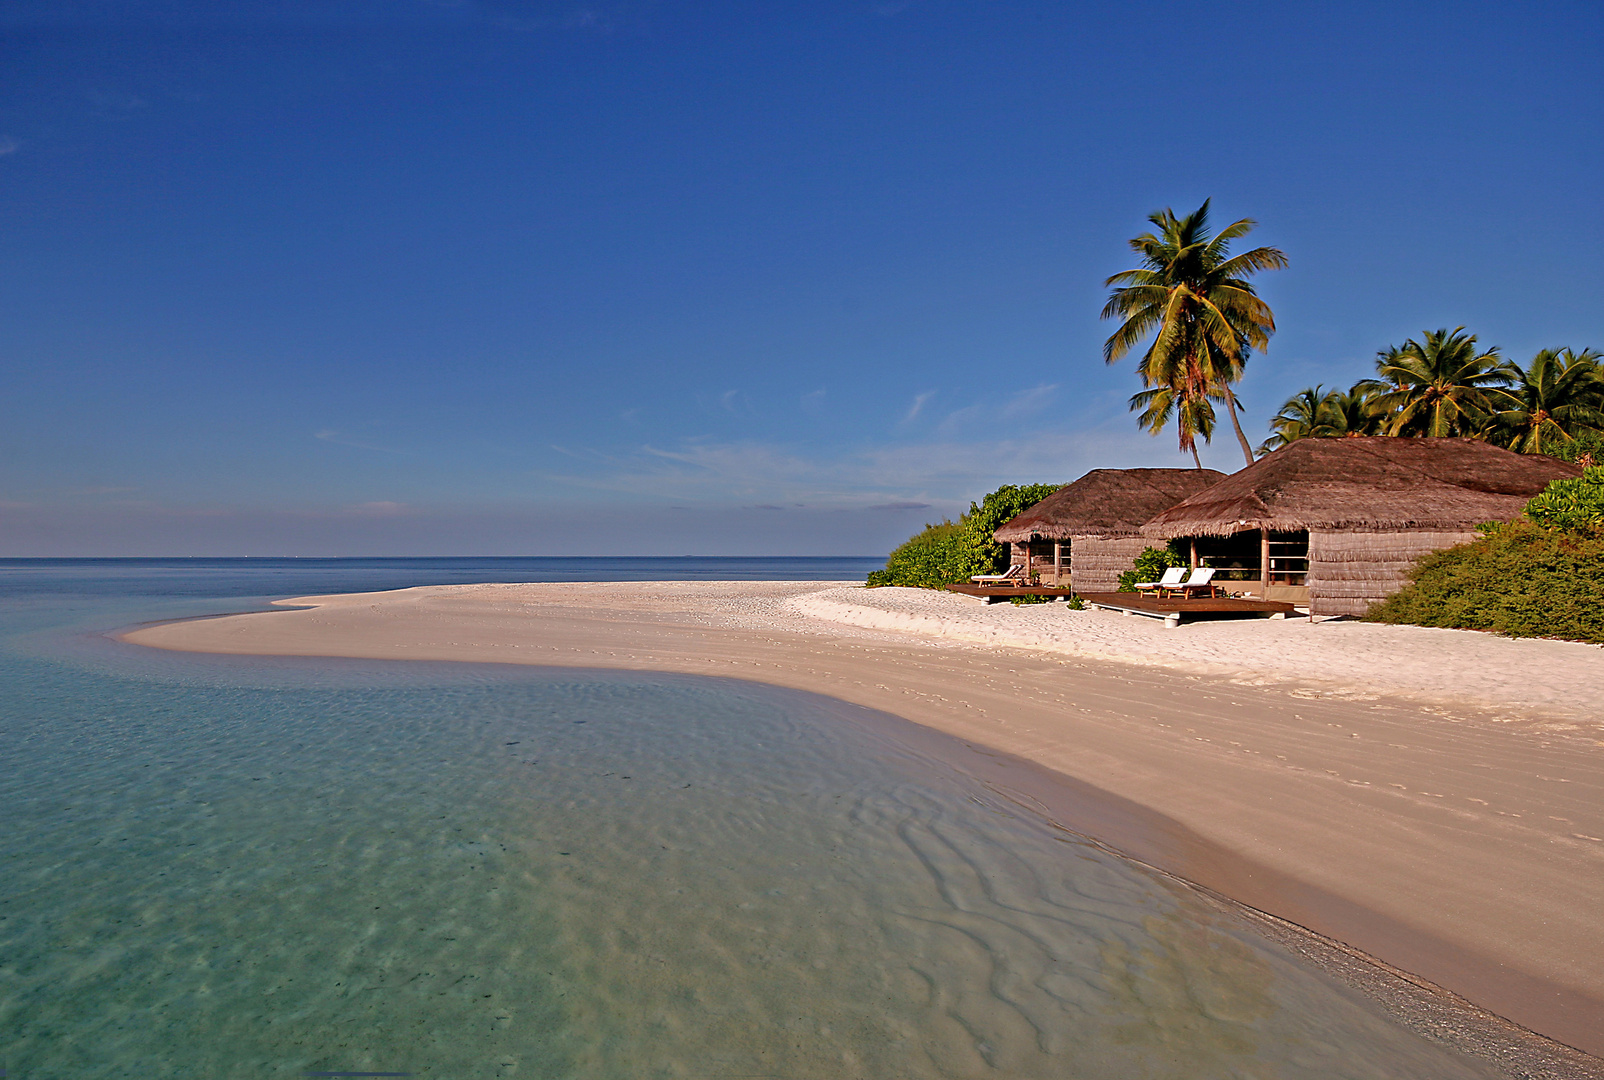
[1077,592,1301,627]
[943,584,1301,626]
[944,584,1077,601]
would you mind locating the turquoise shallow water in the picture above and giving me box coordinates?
[0,560,1504,1078]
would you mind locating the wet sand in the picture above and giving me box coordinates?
[122,581,1604,1066]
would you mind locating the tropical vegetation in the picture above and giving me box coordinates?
[873,202,1603,596]
[1489,348,1604,454]
[1115,545,1185,592]
[1523,466,1604,531]
[1260,331,1604,458]
[867,482,1062,588]
[1103,199,1287,468]
[1367,468,1604,644]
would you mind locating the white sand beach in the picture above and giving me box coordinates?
[123,580,1604,1059]
[791,585,1604,722]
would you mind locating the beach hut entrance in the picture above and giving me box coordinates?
[1009,538,1069,586]
[1188,530,1309,603]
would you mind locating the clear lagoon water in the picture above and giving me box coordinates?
[0,559,1504,1078]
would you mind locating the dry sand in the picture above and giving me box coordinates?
[122,581,1604,1064]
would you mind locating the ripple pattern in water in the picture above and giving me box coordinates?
[0,647,1505,1078]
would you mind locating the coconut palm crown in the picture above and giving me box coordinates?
[1103,199,1287,466]
[1257,381,1387,456]
[1489,347,1604,454]
[1257,385,1327,455]
[1320,382,1388,438]
[1372,328,1507,437]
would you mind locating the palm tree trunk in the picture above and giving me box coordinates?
[1221,387,1256,466]
[1190,444,1203,469]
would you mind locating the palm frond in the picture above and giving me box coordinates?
[1215,246,1289,278]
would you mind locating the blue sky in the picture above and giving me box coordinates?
[2,0,1600,556]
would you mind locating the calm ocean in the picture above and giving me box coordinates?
[0,559,1500,1078]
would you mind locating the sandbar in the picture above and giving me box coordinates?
[122,581,1604,1065]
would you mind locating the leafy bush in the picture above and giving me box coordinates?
[866,483,1063,588]
[865,521,970,589]
[1116,545,1186,592]
[955,483,1065,575]
[1524,466,1604,530]
[1544,430,1604,467]
[1365,520,1604,644]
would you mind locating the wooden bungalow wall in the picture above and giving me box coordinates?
[1307,529,1476,617]
[1072,538,1150,593]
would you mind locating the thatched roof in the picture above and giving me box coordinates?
[1141,437,1582,538]
[994,468,1228,542]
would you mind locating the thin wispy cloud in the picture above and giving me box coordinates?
[902,390,935,425]
[537,419,1182,512]
[0,137,18,156]
[937,383,1058,435]
[314,429,404,454]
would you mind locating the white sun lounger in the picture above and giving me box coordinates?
[970,564,1024,585]
[1133,567,1186,592]
[1164,566,1218,598]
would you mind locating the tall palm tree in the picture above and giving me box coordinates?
[1103,199,1287,466]
[1488,347,1604,453]
[1372,328,1507,437]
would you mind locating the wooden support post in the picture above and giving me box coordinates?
[1053,541,1062,586]
[1190,537,1198,570]
[1260,530,1270,599]
[1025,541,1033,585]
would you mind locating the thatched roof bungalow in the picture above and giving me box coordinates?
[993,468,1226,591]
[1141,437,1581,615]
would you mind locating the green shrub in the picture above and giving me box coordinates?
[954,483,1065,575]
[1544,430,1604,467]
[866,482,1063,588]
[1365,520,1604,644]
[865,521,969,589]
[1524,466,1604,531]
[1116,544,1186,592]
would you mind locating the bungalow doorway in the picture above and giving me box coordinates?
[1189,530,1309,604]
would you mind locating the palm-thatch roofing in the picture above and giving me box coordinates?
[994,468,1228,542]
[1141,437,1582,538]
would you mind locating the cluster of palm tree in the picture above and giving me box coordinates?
[1260,330,1604,456]
[1100,200,1602,465]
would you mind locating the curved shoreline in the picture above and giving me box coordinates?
[119,580,1604,1067]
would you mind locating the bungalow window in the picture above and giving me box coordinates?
[1267,531,1309,587]
[1191,531,1261,583]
